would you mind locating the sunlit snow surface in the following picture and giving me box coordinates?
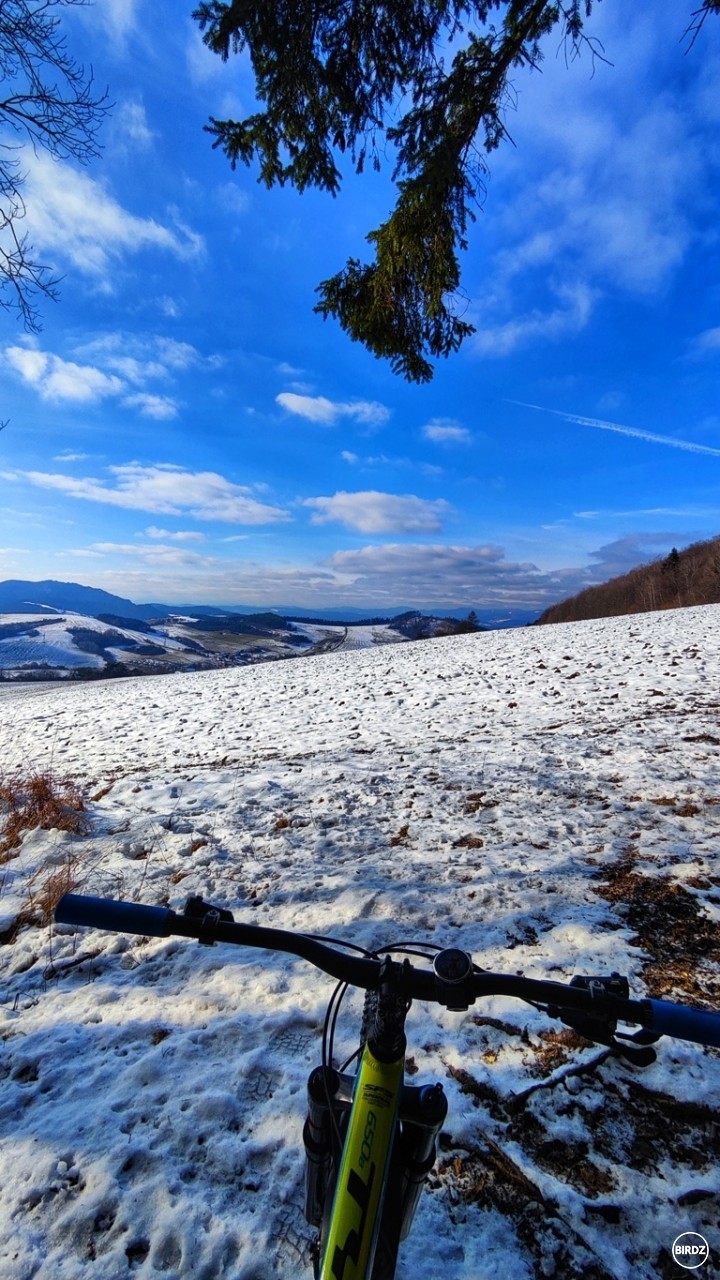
[1,607,719,1279]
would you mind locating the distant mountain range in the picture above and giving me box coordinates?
[0,579,539,629]
[0,579,165,621]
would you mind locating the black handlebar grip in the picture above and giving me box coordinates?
[55,893,175,938]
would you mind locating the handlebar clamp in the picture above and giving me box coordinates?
[183,896,235,946]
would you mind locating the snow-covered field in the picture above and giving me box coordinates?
[289,622,406,651]
[0,613,199,679]
[1,605,719,1279]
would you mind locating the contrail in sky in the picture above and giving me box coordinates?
[510,401,720,458]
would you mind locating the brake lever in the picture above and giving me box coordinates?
[557,1009,659,1066]
[549,973,660,1067]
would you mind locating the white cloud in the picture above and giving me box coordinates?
[469,6,714,356]
[422,418,472,445]
[474,283,596,358]
[5,335,206,416]
[24,154,204,283]
[690,327,720,358]
[157,296,181,318]
[20,464,292,525]
[302,491,451,534]
[216,182,250,215]
[574,505,720,520]
[113,100,154,150]
[122,393,179,420]
[186,20,232,84]
[156,338,203,370]
[276,393,390,427]
[96,0,138,40]
[5,346,47,384]
[325,542,551,605]
[32,527,693,612]
[146,527,206,543]
[5,346,124,403]
[80,334,202,376]
[90,542,215,568]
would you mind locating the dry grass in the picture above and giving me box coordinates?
[0,770,88,863]
[0,853,82,944]
[0,770,89,943]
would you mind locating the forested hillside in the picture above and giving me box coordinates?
[537,536,720,624]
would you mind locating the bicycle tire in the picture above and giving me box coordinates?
[359,988,379,1051]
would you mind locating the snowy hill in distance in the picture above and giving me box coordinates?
[1,603,718,1278]
[0,609,317,680]
[0,579,537,680]
[0,578,539,628]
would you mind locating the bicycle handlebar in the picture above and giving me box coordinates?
[55,893,720,1049]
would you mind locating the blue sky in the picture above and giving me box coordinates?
[1,0,719,614]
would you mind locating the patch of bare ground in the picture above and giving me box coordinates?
[439,1030,719,1277]
[434,1131,616,1279]
[595,852,720,1004]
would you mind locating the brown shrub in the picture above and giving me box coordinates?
[0,770,88,862]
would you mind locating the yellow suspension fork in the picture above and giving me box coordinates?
[318,1042,404,1280]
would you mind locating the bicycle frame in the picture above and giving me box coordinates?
[304,958,450,1280]
[319,1042,405,1279]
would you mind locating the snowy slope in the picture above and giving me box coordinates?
[290,621,406,651]
[0,612,201,679]
[0,606,719,1279]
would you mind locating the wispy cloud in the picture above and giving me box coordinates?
[688,327,720,358]
[470,8,712,358]
[5,346,124,404]
[276,393,390,427]
[474,283,596,358]
[512,401,720,458]
[422,418,472,445]
[24,154,204,283]
[122,393,179,420]
[215,182,250,216]
[94,0,138,41]
[14,464,291,525]
[90,542,216,568]
[111,100,154,151]
[146,527,207,543]
[575,506,720,520]
[303,491,451,534]
[3,334,210,417]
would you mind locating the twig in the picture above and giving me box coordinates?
[508,1048,613,1112]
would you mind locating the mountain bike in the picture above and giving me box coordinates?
[55,893,720,1280]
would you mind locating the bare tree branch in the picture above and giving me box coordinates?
[0,0,109,330]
